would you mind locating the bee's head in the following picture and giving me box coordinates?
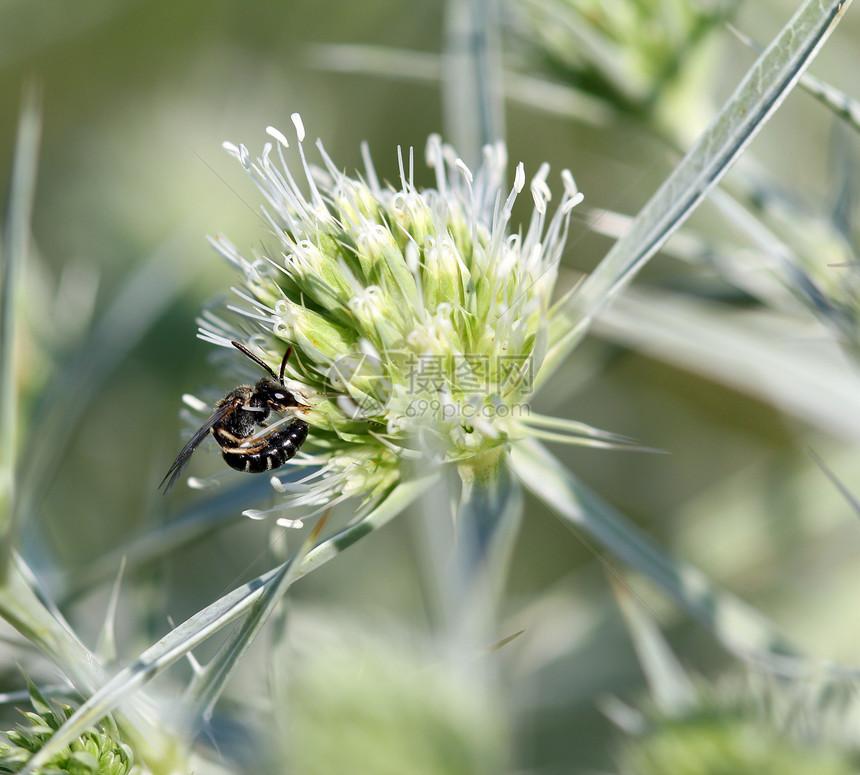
[256,377,304,412]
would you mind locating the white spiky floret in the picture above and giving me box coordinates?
[197,115,584,522]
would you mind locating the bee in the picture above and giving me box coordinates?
[160,341,309,492]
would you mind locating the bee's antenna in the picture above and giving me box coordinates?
[231,340,278,380]
[279,346,294,383]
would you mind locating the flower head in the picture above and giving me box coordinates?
[512,0,728,143]
[0,683,133,775]
[616,677,860,775]
[197,114,586,521]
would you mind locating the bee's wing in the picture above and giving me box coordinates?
[159,400,237,493]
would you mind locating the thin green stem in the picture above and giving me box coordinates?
[0,84,41,569]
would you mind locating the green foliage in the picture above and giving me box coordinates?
[620,688,860,775]
[275,619,507,775]
[0,684,132,775]
[0,0,858,772]
[622,713,858,775]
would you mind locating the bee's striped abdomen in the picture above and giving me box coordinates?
[221,419,309,474]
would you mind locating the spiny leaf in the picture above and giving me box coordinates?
[542,0,853,384]
[510,437,860,682]
[18,471,438,774]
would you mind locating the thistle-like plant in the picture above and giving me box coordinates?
[195,116,599,527]
[2,2,855,773]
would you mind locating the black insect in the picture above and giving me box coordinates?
[160,341,309,492]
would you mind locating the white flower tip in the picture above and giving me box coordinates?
[513,162,526,193]
[494,141,508,169]
[455,158,473,184]
[266,125,290,148]
[532,186,549,215]
[290,113,306,142]
[270,475,288,492]
[563,192,585,213]
[337,394,362,419]
[222,141,250,167]
[243,509,267,520]
[425,134,442,166]
[261,142,273,168]
[405,240,420,273]
[188,477,219,490]
[561,169,578,196]
[275,517,305,529]
[528,162,552,214]
[359,338,381,360]
[182,393,210,412]
[435,301,452,318]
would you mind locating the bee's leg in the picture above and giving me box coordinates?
[213,427,246,445]
[221,429,279,455]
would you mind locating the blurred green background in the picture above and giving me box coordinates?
[2,0,860,771]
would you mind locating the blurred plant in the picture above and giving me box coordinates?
[0,1,856,773]
[716,145,860,352]
[508,0,737,143]
[0,93,206,775]
[609,580,860,775]
[268,613,507,775]
[511,0,860,368]
[617,686,860,775]
[0,681,133,775]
